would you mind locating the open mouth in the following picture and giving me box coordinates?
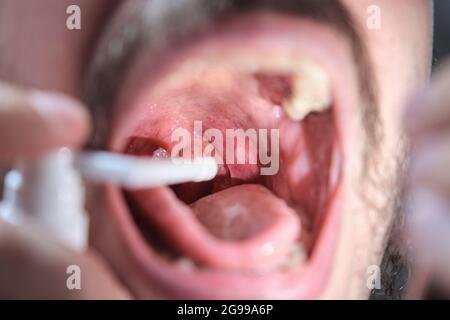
[123,59,341,265]
[102,14,356,299]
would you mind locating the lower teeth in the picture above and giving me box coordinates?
[173,242,307,271]
[282,243,307,269]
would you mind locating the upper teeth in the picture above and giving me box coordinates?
[283,62,332,121]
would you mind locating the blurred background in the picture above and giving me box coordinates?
[434,0,450,67]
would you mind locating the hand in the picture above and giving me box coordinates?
[405,61,450,297]
[0,82,130,299]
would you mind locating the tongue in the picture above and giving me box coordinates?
[192,185,291,241]
[130,184,301,270]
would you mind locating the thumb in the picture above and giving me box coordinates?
[0,82,90,162]
[0,220,131,299]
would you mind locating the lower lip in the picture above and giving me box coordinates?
[104,179,342,299]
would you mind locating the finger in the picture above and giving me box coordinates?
[0,220,130,299]
[0,82,90,162]
[405,60,450,138]
[404,60,450,297]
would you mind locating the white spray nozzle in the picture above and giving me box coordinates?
[0,149,218,252]
[74,152,218,189]
[0,148,88,251]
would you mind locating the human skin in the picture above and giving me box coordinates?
[0,0,434,299]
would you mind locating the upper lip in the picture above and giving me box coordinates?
[100,13,360,299]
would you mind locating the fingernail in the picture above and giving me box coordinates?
[28,90,91,148]
[29,90,87,122]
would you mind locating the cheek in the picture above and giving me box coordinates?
[0,0,113,95]
[344,0,433,145]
